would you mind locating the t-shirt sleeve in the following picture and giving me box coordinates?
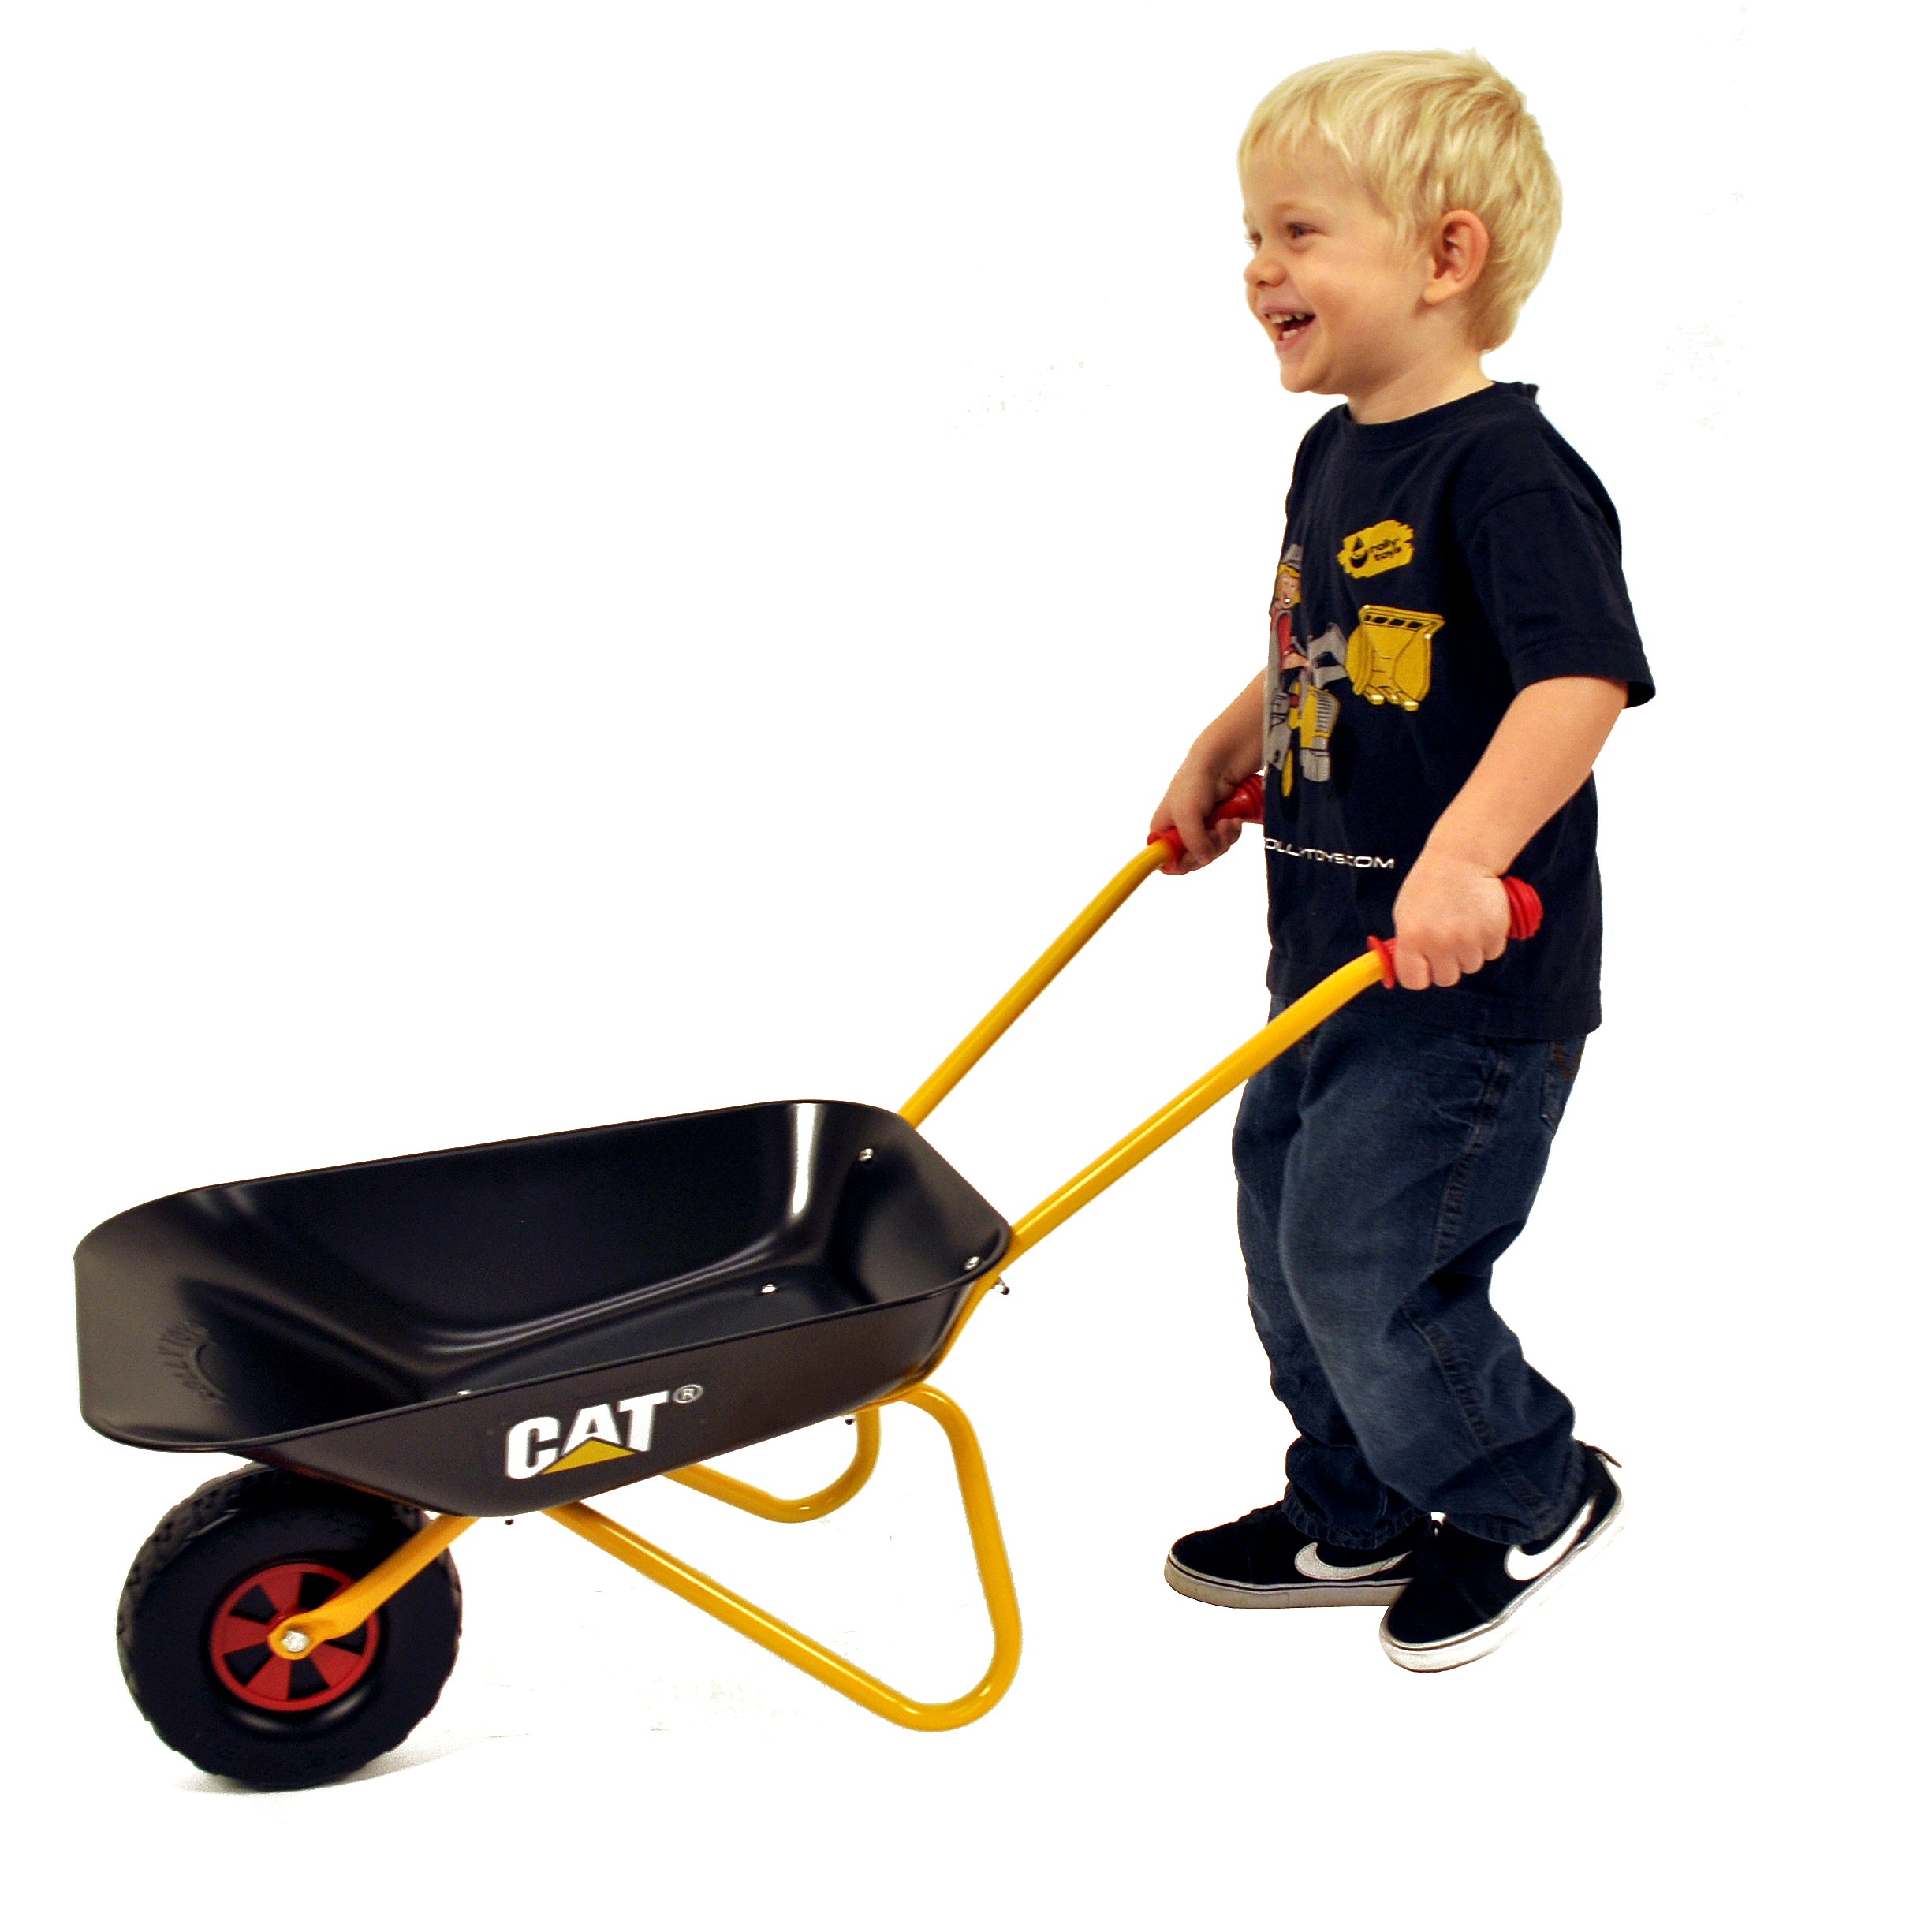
[1463,486,1655,706]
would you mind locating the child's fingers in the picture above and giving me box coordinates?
[1395,931,1490,989]
[1394,892,1510,987]
[1151,781,1244,875]
[1394,942,1434,991]
[1424,926,1508,983]
[1173,803,1217,869]
[1185,823,1242,871]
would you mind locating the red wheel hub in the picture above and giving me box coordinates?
[208,1561,380,1712]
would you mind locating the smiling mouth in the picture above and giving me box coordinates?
[1270,311,1314,341]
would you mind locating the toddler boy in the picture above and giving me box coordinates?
[1151,50,1653,1670]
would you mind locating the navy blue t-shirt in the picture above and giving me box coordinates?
[1263,380,1654,1039]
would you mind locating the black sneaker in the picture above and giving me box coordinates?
[1379,1448,1624,1672]
[1165,1503,1432,1608]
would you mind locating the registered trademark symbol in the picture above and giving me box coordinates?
[672,1383,703,1404]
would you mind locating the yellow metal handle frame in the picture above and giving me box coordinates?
[1004,948,1385,1263]
[548,1384,1021,1732]
[894,824,1393,1348]
[901,841,1170,1126]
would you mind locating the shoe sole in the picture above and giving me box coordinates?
[1163,1553,1412,1609]
[1379,1485,1625,1673]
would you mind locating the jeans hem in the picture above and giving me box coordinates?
[1280,1488,1427,1550]
[1403,1303,1552,1520]
[1442,1442,1588,1545]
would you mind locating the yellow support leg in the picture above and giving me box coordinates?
[665,1408,882,1520]
[546,1383,1021,1732]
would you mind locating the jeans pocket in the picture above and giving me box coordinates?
[1539,1037,1587,1132]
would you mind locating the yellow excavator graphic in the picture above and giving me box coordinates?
[1347,605,1444,711]
[1266,603,1446,801]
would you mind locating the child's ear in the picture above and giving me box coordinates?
[1424,209,1490,304]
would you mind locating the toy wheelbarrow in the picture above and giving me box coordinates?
[76,778,1540,1788]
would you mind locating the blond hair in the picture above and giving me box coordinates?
[1240,50,1561,352]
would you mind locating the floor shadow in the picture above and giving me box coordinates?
[176,1726,524,1796]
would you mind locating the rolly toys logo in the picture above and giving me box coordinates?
[505,1383,703,1480]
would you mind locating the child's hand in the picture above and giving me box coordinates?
[1150,763,1247,875]
[1154,672,1270,873]
[1389,850,1510,990]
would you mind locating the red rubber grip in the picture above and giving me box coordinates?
[1369,875,1542,987]
[1149,773,1266,859]
[1501,875,1542,942]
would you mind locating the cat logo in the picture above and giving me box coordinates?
[504,1384,703,1480]
[1337,520,1415,580]
[1348,606,1444,711]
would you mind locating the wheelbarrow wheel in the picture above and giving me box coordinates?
[117,1465,462,1790]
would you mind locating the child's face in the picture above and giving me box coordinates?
[1240,145,1448,401]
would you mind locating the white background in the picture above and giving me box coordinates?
[2,2,1922,1925]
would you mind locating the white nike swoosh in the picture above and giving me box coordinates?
[1294,1544,1411,1582]
[1504,1499,1594,1581]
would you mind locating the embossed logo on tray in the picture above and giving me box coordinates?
[158,1322,224,1402]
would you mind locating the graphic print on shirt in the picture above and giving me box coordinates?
[1270,517,1444,798]
[1266,536,1355,792]
[1294,625,1349,781]
[1337,518,1415,580]
[1346,605,1444,711]
[1265,548,1304,796]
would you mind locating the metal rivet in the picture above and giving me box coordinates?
[964,1255,981,1270]
[760,1282,778,1294]
[281,1630,309,1654]
[856,1147,874,1162]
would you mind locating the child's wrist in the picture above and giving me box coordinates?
[1186,740,1252,790]
[1418,833,1509,877]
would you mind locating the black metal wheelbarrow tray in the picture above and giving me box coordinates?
[78,778,1542,1787]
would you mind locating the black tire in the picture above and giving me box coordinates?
[117,1464,462,1789]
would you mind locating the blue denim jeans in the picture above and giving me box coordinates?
[1233,999,1590,1548]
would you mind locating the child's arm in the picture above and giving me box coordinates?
[1150,671,1267,874]
[1392,674,1628,990]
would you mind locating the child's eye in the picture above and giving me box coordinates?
[1285,223,1311,241]
[1244,229,1261,251]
